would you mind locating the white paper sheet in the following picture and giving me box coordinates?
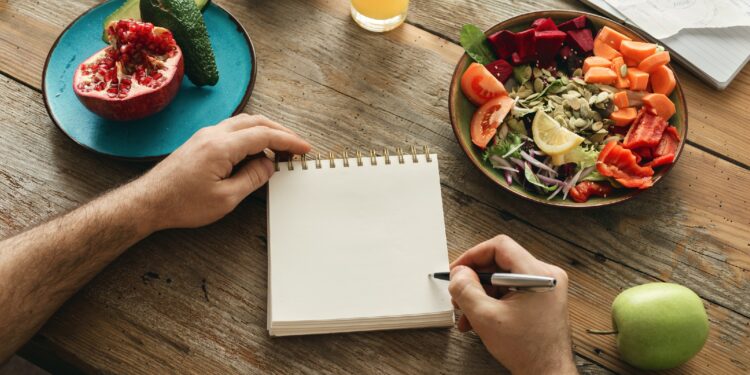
[604,0,750,39]
[267,154,454,336]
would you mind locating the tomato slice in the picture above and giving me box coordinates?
[470,96,515,148]
[597,141,654,189]
[461,63,508,106]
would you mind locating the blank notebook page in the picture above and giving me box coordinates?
[267,154,453,336]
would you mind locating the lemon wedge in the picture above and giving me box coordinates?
[532,111,584,165]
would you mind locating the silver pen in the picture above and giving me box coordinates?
[431,272,556,290]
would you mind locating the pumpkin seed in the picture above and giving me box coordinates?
[620,64,628,78]
[592,121,603,131]
[573,77,586,85]
[533,77,544,93]
[573,68,583,78]
[596,91,610,103]
[533,67,542,78]
[567,97,581,110]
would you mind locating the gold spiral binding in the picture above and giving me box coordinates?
[274,146,433,171]
[342,149,350,167]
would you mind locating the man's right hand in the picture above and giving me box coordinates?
[449,235,577,375]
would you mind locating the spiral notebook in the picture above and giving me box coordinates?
[267,148,454,336]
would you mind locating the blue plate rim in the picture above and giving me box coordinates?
[41,0,257,162]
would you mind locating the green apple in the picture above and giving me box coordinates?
[612,282,709,370]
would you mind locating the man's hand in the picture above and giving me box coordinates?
[133,114,311,231]
[0,113,310,362]
[449,235,577,375]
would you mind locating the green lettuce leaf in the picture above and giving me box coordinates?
[460,24,496,65]
[483,132,523,161]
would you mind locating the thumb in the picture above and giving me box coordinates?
[224,157,275,198]
[448,265,497,314]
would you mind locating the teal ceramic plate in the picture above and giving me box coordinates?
[449,11,687,208]
[43,0,256,160]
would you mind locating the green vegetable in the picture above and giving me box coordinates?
[459,24,496,65]
[513,65,532,85]
[563,146,600,169]
[524,164,557,192]
[141,0,219,86]
[483,132,523,161]
[101,0,209,42]
[582,171,607,182]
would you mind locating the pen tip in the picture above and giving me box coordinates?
[428,273,433,278]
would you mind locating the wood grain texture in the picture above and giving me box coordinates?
[0,0,748,373]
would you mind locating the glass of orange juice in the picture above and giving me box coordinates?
[351,0,409,32]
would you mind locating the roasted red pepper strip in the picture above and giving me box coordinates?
[597,141,654,189]
[623,108,669,150]
[569,181,613,203]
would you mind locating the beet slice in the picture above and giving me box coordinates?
[485,59,514,83]
[531,17,558,31]
[557,15,589,31]
[487,30,517,59]
[535,30,566,64]
[512,29,537,64]
[566,28,594,53]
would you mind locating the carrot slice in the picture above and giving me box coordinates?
[613,91,629,109]
[623,55,639,67]
[620,41,657,64]
[626,68,649,91]
[638,51,670,73]
[584,66,617,84]
[593,39,622,60]
[650,65,676,96]
[596,26,632,49]
[611,57,629,89]
[583,56,611,74]
[610,107,638,126]
[642,93,676,120]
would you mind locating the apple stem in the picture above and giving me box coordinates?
[586,329,618,335]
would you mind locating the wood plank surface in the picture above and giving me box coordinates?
[3,73,750,374]
[0,0,748,373]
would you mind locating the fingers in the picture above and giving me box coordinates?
[448,265,498,316]
[451,235,537,273]
[217,114,298,135]
[227,127,311,164]
[223,157,275,198]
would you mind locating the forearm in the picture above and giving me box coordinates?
[0,181,155,361]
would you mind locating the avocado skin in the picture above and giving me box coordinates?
[141,0,219,86]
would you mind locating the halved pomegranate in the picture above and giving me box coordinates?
[73,19,184,121]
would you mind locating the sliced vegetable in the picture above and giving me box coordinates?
[626,67,649,91]
[642,93,676,120]
[638,51,670,73]
[461,63,508,106]
[557,15,588,31]
[596,26,632,50]
[531,17,558,31]
[593,38,621,60]
[470,95,515,148]
[613,91,629,109]
[512,29,537,64]
[524,163,558,192]
[487,30,516,60]
[610,107,638,127]
[623,109,669,149]
[566,29,594,53]
[583,56,611,74]
[650,65,676,96]
[460,24,496,65]
[611,56,630,89]
[647,126,680,167]
[569,181,613,203]
[584,66,617,84]
[485,59,514,83]
[619,41,657,64]
[597,141,654,189]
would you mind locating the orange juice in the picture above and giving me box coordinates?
[351,0,409,32]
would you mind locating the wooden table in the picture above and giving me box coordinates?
[1,0,748,373]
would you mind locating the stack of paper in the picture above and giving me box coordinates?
[267,153,454,336]
[582,0,750,89]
